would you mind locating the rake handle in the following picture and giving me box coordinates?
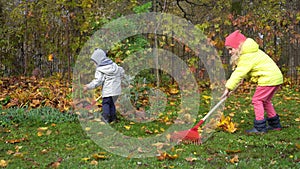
[199,81,242,124]
[190,97,227,130]
[202,96,227,122]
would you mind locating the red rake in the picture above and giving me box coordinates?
[170,96,228,144]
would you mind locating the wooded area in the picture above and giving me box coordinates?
[1,0,300,84]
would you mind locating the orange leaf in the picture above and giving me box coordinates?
[5,138,28,144]
[229,155,239,163]
[48,54,54,62]
[156,152,178,161]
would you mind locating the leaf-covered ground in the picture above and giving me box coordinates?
[0,75,73,112]
[0,76,299,168]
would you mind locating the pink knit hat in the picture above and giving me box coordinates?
[225,30,247,49]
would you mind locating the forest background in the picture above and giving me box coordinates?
[0,0,300,84]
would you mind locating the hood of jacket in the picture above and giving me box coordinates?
[91,48,113,66]
[240,38,259,55]
[97,62,121,76]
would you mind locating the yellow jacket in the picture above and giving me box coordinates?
[225,38,283,90]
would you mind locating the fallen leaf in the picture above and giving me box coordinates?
[296,143,300,149]
[92,153,109,160]
[37,127,48,132]
[185,157,197,162]
[217,115,237,133]
[13,152,24,158]
[81,157,90,162]
[124,125,131,130]
[46,130,52,136]
[90,160,98,165]
[226,149,241,154]
[5,138,28,144]
[6,150,14,155]
[156,152,178,161]
[41,149,50,154]
[47,158,62,168]
[229,155,239,164]
[37,131,43,137]
[169,88,179,95]
[0,160,8,167]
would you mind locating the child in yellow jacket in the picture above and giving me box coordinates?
[221,30,283,134]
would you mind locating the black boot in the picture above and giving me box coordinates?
[101,114,110,124]
[246,119,267,134]
[266,114,282,131]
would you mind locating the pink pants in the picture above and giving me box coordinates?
[252,86,280,120]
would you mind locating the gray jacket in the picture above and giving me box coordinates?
[86,49,124,97]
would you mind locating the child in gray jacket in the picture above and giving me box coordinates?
[84,48,124,123]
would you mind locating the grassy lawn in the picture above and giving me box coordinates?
[0,87,299,168]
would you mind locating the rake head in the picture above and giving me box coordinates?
[170,120,204,145]
[170,127,202,145]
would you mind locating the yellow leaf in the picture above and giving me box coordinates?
[92,153,109,160]
[217,115,237,133]
[169,88,179,95]
[37,127,48,132]
[0,160,8,167]
[81,157,90,161]
[295,118,300,122]
[85,127,91,131]
[202,95,211,100]
[227,122,237,133]
[169,101,176,106]
[124,125,131,130]
[37,131,43,137]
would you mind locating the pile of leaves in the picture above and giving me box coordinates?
[0,75,72,112]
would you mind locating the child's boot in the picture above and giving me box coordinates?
[246,119,267,134]
[266,114,282,131]
[101,113,110,123]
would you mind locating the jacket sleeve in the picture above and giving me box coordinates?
[86,69,105,90]
[225,56,254,90]
[119,66,125,78]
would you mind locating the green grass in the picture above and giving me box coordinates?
[0,87,299,168]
